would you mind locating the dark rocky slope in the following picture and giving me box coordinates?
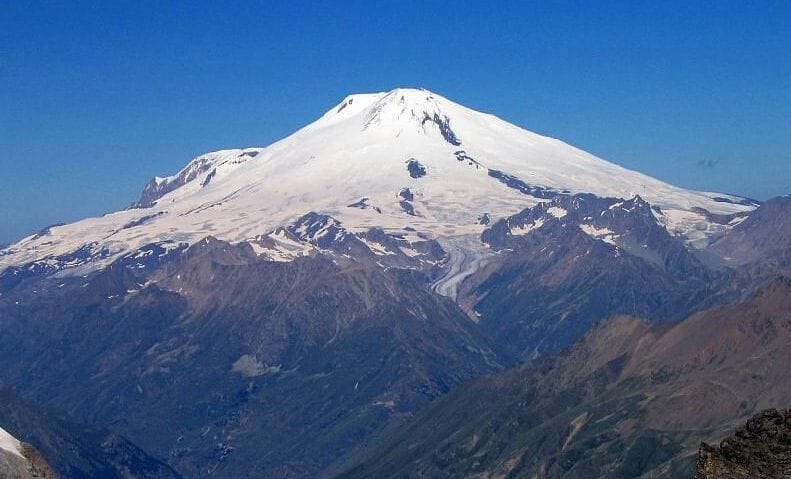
[694,408,791,479]
[708,196,791,267]
[463,194,723,359]
[0,385,179,479]
[339,277,791,479]
[453,194,791,360]
[707,195,791,292]
[0,239,501,478]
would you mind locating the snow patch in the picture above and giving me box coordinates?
[579,224,619,246]
[654,208,726,248]
[509,218,545,236]
[0,426,23,458]
[247,230,314,262]
[232,355,281,377]
[547,206,568,218]
[399,245,422,257]
[358,237,397,256]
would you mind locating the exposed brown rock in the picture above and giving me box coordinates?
[21,443,59,478]
[695,409,791,479]
[0,442,58,479]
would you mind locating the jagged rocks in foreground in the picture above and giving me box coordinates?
[695,408,791,479]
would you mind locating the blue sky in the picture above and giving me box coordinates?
[1,1,789,243]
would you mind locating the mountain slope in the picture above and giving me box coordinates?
[0,385,179,479]
[708,196,791,265]
[706,196,791,290]
[465,193,726,357]
[0,239,501,477]
[339,277,791,479]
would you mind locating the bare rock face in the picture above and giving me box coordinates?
[20,444,59,478]
[0,440,58,479]
[694,409,791,479]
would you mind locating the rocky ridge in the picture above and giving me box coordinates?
[694,409,791,479]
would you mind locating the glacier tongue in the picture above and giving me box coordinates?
[0,87,756,283]
[432,235,497,301]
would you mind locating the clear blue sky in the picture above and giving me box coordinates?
[1,1,789,243]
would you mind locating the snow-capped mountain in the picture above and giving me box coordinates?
[0,88,756,285]
[1,87,786,479]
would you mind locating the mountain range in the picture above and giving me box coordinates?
[0,88,786,478]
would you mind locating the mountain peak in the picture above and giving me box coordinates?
[324,88,461,144]
[344,87,435,105]
[331,87,436,114]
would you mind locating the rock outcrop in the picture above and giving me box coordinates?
[695,408,791,479]
[0,428,58,479]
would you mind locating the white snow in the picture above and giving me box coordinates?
[399,245,422,257]
[579,224,619,246]
[247,231,314,262]
[358,238,397,256]
[509,218,545,236]
[0,87,755,280]
[547,206,568,219]
[652,208,733,249]
[0,426,23,458]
